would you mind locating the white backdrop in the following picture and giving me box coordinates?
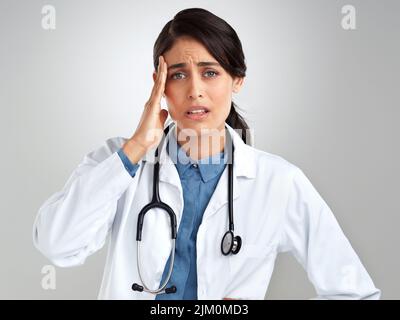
[0,0,398,299]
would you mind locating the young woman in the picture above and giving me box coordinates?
[33,8,380,300]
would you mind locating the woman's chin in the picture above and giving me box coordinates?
[177,119,209,130]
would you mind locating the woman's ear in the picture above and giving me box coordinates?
[232,77,245,93]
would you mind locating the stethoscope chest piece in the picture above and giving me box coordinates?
[221,230,242,255]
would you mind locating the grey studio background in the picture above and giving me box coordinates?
[0,0,399,299]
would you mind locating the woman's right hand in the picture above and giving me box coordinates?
[122,56,169,164]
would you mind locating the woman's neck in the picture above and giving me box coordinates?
[174,125,226,161]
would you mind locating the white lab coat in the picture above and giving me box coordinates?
[33,123,381,300]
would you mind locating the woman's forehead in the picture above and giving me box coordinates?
[165,38,215,64]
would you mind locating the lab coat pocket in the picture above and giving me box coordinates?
[225,243,276,299]
[228,243,275,276]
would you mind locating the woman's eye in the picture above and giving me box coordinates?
[171,72,185,80]
[204,70,219,77]
[170,70,219,80]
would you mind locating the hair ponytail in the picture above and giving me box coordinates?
[226,102,251,145]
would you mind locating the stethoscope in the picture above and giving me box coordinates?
[132,122,242,295]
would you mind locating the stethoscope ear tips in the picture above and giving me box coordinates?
[221,231,242,255]
[132,283,144,292]
[165,286,177,294]
[132,283,177,294]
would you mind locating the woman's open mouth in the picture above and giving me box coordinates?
[185,109,210,121]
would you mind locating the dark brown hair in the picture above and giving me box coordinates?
[153,8,250,144]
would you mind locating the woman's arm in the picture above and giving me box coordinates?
[33,55,169,268]
[278,166,381,299]
[32,137,141,267]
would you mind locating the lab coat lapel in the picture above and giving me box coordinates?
[158,162,184,229]
[142,124,184,226]
[202,124,256,223]
[201,165,240,223]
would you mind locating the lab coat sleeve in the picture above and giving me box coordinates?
[117,148,140,177]
[278,166,381,299]
[33,138,141,268]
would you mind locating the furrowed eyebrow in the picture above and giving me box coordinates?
[167,62,220,71]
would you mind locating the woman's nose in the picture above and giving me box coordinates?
[187,74,203,99]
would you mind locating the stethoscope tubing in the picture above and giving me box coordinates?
[137,240,176,294]
[133,122,241,294]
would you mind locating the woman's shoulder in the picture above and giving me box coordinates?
[246,145,325,199]
[245,144,301,177]
[104,136,129,151]
[81,136,129,164]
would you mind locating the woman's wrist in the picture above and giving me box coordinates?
[122,138,148,165]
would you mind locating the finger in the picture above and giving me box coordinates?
[148,56,165,105]
[161,56,168,92]
[148,57,162,98]
[154,56,167,100]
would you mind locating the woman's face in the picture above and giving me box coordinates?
[153,36,244,138]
